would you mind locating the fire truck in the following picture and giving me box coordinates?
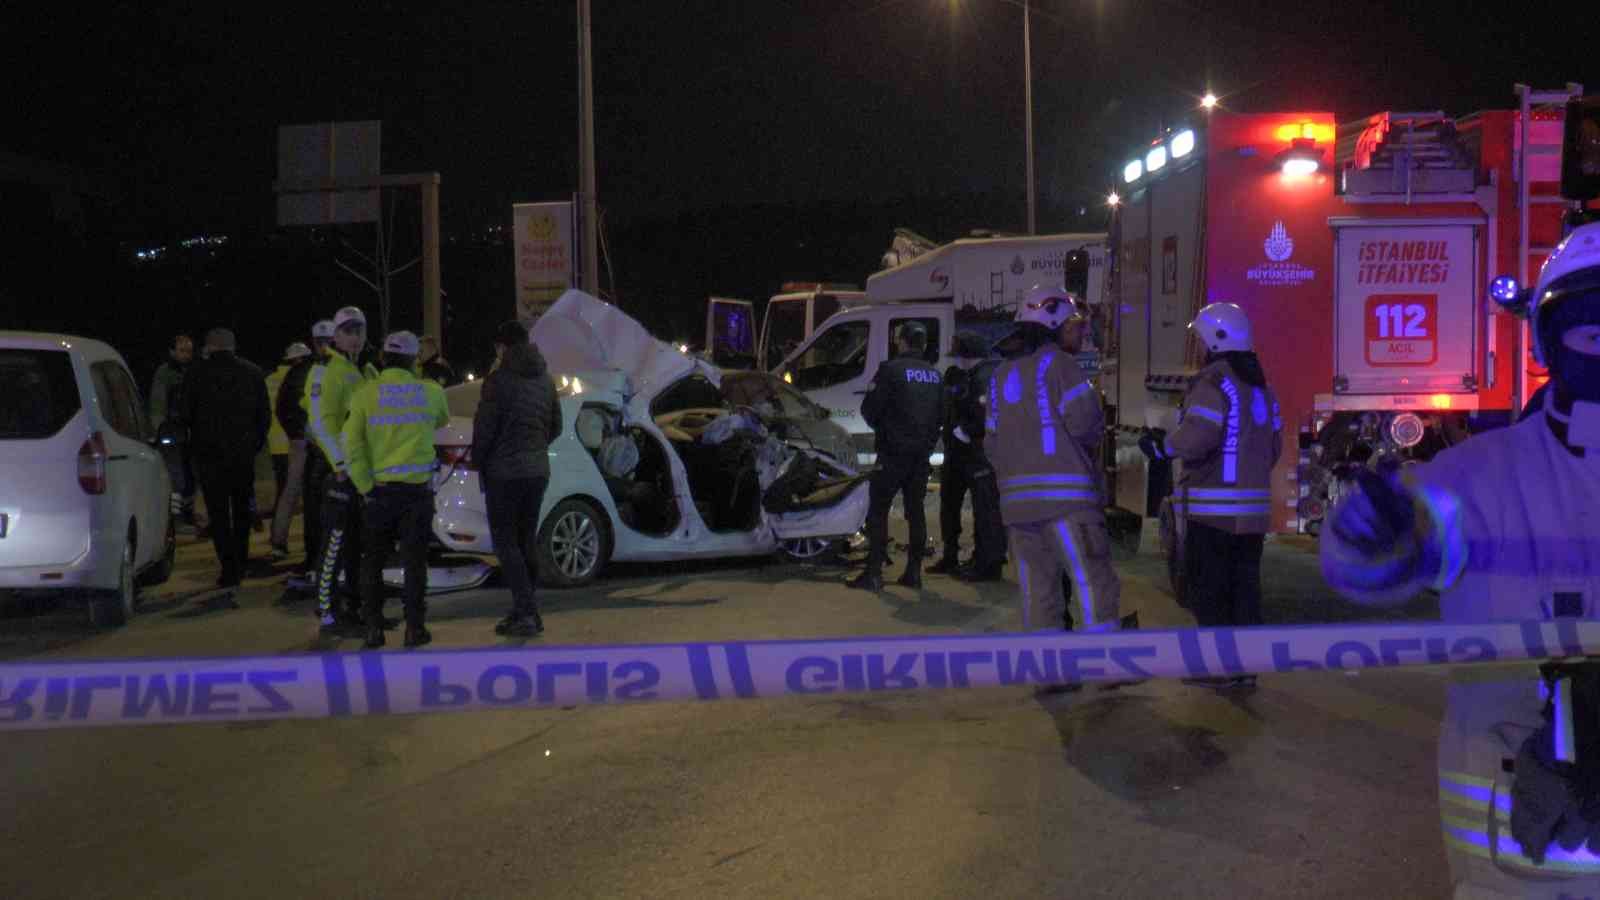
[1104,83,1593,561]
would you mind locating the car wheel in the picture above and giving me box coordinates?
[536,499,610,588]
[778,537,842,562]
[139,516,177,587]
[90,539,137,628]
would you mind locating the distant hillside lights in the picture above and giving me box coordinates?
[131,235,229,263]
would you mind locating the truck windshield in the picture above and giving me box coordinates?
[765,298,809,370]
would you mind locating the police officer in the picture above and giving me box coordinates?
[929,331,1007,580]
[302,306,377,629]
[849,321,944,592]
[285,320,337,588]
[1322,222,1600,896]
[985,285,1120,638]
[1140,302,1281,690]
[344,331,450,649]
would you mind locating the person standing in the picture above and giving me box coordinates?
[181,328,271,588]
[849,322,943,592]
[929,331,1007,581]
[149,333,198,528]
[417,335,456,387]
[267,341,314,561]
[472,321,561,637]
[344,331,450,649]
[985,285,1121,642]
[1140,302,1281,690]
[1320,222,1600,896]
[285,320,336,585]
[302,307,376,629]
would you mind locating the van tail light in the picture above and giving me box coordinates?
[436,445,475,471]
[78,432,108,495]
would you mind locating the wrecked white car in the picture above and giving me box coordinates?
[422,290,870,589]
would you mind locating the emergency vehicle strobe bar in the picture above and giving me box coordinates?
[3,619,1597,732]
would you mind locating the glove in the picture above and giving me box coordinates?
[1137,429,1166,461]
[1511,728,1584,864]
[953,426,971,444]
[1328,468,1416,557]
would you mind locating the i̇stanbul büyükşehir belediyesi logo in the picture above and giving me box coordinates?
[1248,220,1315,286]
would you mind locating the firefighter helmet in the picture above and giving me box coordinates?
[1190,302,1252,353]
[1015,284,1089,329]
[1531,221,1600,368]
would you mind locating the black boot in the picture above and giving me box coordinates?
[896,558,923,589]
[404,624,433,648]
[955,560,1005,582]
[927,556,961,575]
[847,565,884,592]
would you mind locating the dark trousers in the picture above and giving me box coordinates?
[486,475,549,620]
[865,453,931,570]
[360,483,433,628]
[303,451,329,566]
[314,475,365,617]
[1182,520,1266,628]
[271,453,288,507]
[160,441,196,514]
[193,455,255,582]
[938,450,1006,567]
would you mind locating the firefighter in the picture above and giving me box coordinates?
[985,284,1120,644]
[929,331,1006,580]
[302,306,377,630]
[343,331,450,649]
[1321,222,1600,896]
[1139,301,1282,690]
[849,321,944,592]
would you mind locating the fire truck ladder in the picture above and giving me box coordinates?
[1513,83,1585,411]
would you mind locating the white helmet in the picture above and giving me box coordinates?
[1015,284,1089,329]
[284,342,312,361]
[1190,302,1252,353]
[1530,222,1600,367]
[311,320,336,340]
[333,306,367,331]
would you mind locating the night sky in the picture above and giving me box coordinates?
[9,1,1596,237]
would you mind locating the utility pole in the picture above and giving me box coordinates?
[577,0,600,295]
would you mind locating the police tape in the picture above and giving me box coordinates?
[4,619,1599,732]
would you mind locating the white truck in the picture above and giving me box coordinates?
[710,234,1110,466]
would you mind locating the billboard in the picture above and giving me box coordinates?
[276,121,381,226]
[513,201,577,326]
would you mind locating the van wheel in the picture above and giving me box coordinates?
[536,499,611,588]
[139,516,177,587]
[90,540,137,628]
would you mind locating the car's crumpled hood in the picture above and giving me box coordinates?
[531,290,715,407]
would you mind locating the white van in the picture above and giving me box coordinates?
[709,235,1109,466]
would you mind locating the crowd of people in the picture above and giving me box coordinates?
[146,308,551,648]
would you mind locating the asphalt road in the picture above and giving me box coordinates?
[0,503,1457,899]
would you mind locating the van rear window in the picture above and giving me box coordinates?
[0,349,81,439]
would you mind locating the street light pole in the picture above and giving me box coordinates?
[577,0,600,295]
[1022,0,1035,235]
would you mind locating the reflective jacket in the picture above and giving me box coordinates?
[1158,357,1282,534]
[1322,393,1600,886]
[983,346,1104,526]
[300,349,373,473]
[342,368,450,495]
[265,364,291,454]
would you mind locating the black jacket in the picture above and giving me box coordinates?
[275,356,315,440]
[181,350,271,462]
[941,360,997,459]
[471,341,561,481]
[861,353,944,458]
